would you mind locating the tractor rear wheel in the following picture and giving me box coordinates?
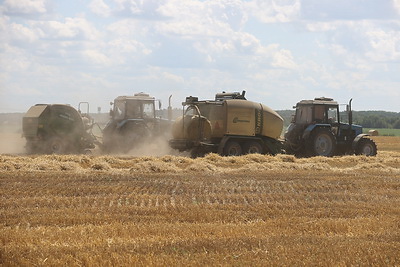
[307,128,336,157]
[223,141,243,156]
[243,141,264,154]
[355,138,377,156]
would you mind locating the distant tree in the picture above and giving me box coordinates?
[393,119,400,129]
[361,115,389,128]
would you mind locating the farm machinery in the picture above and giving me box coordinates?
[102,92,173,153]
[22,103,99,154]
[22,93,172,155]
[169,91,284,157]
[169,92,377,158]
[22,91,377,158]
[284,97,377,157]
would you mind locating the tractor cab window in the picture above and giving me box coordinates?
[142,102,155,119]
[327,107,338,124]
[339,104,350,123]
[295,105,312,124]
[313,105,338,124]
[314,105,325,123]
[114,100,126,120]
[126,101,141,118]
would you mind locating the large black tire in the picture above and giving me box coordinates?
[243,140,264,154]
[306,128,336,157]
[355,138,377,156]
[223,141,243,156]
[46,137,68,154]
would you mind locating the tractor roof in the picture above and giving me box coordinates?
[114,92,155,101]
[295,97,338,107]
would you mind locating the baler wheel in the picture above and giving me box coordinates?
[243,141,264,154]
[223,141,243,156]
[46,137,67,154]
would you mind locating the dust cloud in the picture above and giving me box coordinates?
[0,114,25,154]
[121,135,187,157]
[0,133,25,154]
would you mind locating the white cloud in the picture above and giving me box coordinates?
[108,39,150,55]
[271,48,297,69]
[308,20,400,64]
[365,29,400,62]
[89,0,111,17]
[111,0,166,19]
[306,21,339,32]
[3,0,49,15]
[83,49,112,65]
[107,19,148,37]
[162,72,184,84]
[157,0,246,38]
[32,17,100,40]
[395,0,400,14]
[1,0,400,112]
[301,0,396,20]
[5,23,38,44]
[247,0,300,23]
[0,45,32,72]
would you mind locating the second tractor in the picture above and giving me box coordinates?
[284,97,377,157]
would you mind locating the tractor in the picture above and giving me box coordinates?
[284,97,377,157]
[102,92,172,154]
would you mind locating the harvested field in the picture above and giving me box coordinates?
[1,136,400,266]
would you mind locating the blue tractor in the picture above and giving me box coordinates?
[284,97,377,157]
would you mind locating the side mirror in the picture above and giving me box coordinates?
[109,109,114,117]
[158,100,162,110]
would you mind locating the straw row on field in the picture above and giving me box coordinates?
[1,152,400,174]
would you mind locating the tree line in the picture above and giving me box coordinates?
[352,111,400,129]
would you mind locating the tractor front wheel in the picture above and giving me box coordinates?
[355,138,377,156]
[307,128,336,157]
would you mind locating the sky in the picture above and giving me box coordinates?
[1,0,400,113]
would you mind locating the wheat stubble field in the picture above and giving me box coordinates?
[1,136,400,266]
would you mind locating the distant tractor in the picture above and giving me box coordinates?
[102,92,172,153]
[169,91,284,157]
[22,103,97,154]
[284,97,377,157]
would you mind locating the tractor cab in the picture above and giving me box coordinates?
[102,92,173,154]
[285,97,376,157]
[292,97,339,125]
[110,92,156,121]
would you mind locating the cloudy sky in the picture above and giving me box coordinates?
[1,0,400,113]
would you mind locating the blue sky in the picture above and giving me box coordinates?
[1,0,400,113]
